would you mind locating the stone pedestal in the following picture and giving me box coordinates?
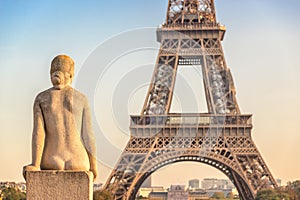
[26,171,93,200]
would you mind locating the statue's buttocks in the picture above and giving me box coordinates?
[23,55,97,180]
[37,87,89,170]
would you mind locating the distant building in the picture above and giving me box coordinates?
[206,188,233,198]
[16,182,26,193]
[188,179,199,189]
[231,188,239,197]
[276,179,282,187]
[201,178,235,190]
[188,188,209,200]
[168,185,188,200]
[149,191,168,200]
[137,186,165,198]
[141,176,152,188]
[93,183,103,191]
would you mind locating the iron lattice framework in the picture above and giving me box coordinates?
[105,1,278,199]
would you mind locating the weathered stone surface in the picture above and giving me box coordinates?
[23,55,98,180]
[26,171,93,200]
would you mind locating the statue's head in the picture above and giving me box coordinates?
[50,55,74,89]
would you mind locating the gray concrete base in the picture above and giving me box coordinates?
[26,171,93,200]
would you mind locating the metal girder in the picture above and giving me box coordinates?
[105,120,277,200]
[142,33,240,115]
[104,1,278,199]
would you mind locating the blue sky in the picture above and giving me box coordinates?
[1,0,300,187]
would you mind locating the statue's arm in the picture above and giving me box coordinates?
[81,98,98,180]
[31,97,46,167]
[23,96,45,179]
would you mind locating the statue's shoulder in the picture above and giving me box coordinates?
[72,88,89,103]
[34,88,53,103]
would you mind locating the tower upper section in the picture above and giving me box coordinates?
[165,0,217,26]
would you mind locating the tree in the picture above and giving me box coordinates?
[286,180,300,200]
[93,189,113,200]
[212,191,225,199]
[255,188,292,200]
[226,192,234,199]
[0,187,26,200]
[136,195,147,199]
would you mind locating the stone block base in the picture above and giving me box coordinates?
[26,171,93,200]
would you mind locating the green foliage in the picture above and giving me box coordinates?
[226,192,234,199]
[136,195,147,199]
[255,180,300,200]
[93,189,113,200]
[212,191,225,199]
[286,180,300,199]
[0,187,26,200]
[255,188,292,200]
[209,191,239,200]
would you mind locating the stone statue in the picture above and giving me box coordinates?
[23,55,98,181]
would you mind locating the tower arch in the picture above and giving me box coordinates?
[129,156,253,200]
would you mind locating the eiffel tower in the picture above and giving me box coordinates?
[104,1,278,199]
